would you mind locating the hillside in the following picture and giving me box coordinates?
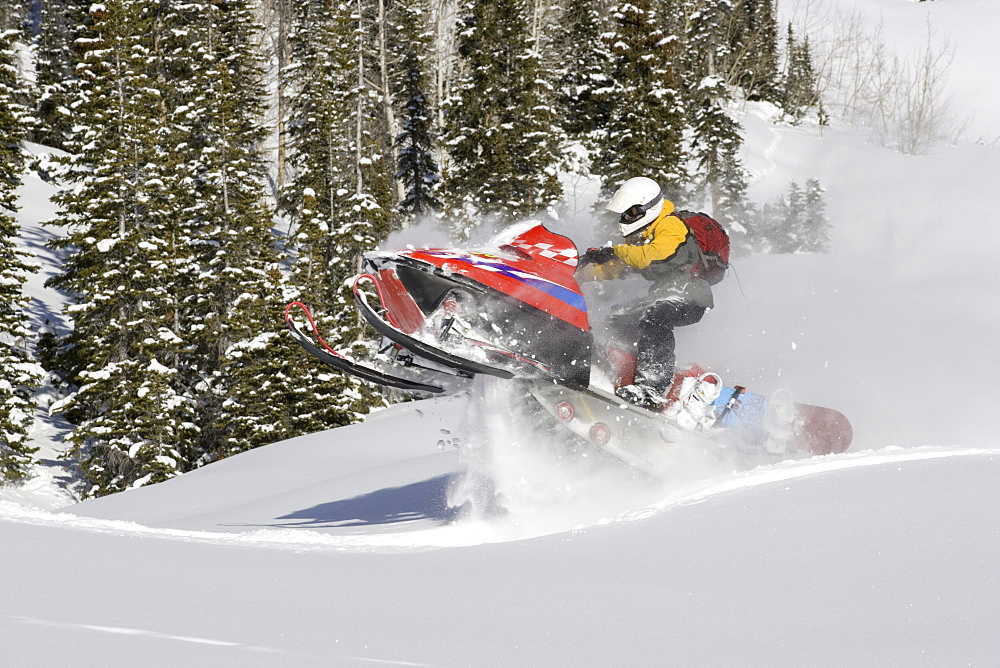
[2,0,1000,663]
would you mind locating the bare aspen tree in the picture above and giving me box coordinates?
[377,0,404,205]
[808,6,954,153]
[898,24,953,154]
[432,0,456,130]
[357,5,365,199]
[257,0,292,196]
[274,0,290,192]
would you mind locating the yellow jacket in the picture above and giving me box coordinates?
[612,205,691,270]
[581,204,713,309]
[585,204,698,279]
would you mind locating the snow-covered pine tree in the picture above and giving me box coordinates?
[801,178,830,253]
[724,0,780,102]
[280,187,382,440]
[215,225,371,455]
[283,0,393,287]
[676,0,732,99]
[0,29,42,482]
[782,23,820,122]
[391,0,443,220]
[443,0,563,233]
[689,76,753,254]
[754,179,830,254]
[752,201,776,253]
[770,180,804,253]
[0,3,23,31]
[281,1,355,302]
[277,0,390,427]
[212,263,316,457]
[63,355,197,494]
[27,0,87,150]
[552,0,612,137]
[46,0,201,495]
[168,0,317,458]
[678,0,752,250]
[592,0,687,198]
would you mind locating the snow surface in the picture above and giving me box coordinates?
[4,0,1000,663]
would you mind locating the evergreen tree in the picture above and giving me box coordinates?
[46,0,303,494]
[162,0,324,459]
[0,3,24,31]
[46,0,202,495]
[278,0,389,429]
[769,180,804,253]
[284,188,385,430]
[689,75,753,253]
[758,180,828,254]
[753,199,779,253]
[0,29,41,482]
[29,0,87,149]
[724,0,780,102]
[592,0,687,198]
[677,0,731,87]
[782,23,820,122]
[552,0,612,137]
[283,0,392,290]
[801,178,830,253]
[62,355,197,494]
[391,0,442,220]
[443,0,563,233]
[212,265,305,457]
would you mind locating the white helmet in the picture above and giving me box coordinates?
[606,177,669,237]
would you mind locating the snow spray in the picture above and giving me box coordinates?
[447,377,669,538]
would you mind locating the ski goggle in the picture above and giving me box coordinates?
[620,204,647,225]
[619,191,664,225]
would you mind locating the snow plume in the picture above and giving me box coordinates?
[378,203,613,260]
[447,377,669,539]
[445,374,812,539]
[379,214,454,251]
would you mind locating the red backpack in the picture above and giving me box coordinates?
[675,210,730,285]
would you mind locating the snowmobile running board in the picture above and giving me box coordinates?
[284,302,445,394]
[352,285,516,381]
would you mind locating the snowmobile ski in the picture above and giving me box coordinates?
[284,302,445,394]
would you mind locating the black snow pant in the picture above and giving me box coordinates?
[634,300,706,396]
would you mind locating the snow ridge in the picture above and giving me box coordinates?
[5,446,996,551]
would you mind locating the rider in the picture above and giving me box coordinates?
[578,176,714,409]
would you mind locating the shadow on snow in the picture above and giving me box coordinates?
[266,474,462,528]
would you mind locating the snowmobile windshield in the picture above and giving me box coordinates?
[487,219,544,248]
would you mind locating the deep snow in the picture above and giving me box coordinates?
[3,0,1000,663]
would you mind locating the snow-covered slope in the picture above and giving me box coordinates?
[3,0,1000,663]
[4,428,1000,665]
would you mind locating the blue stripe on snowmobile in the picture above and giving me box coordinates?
[520,277,587,312]
[422,252,587,313]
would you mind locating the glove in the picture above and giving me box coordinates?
[578,246,616,267]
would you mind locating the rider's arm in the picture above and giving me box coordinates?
[612,216,689,270]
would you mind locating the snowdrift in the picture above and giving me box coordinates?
[3,400,1000,664]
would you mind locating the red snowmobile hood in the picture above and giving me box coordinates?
[386,222,589,332]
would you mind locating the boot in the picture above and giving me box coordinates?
[615,383,667,410]
[664,372,724,429]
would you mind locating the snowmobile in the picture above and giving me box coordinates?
[284,222,852,477]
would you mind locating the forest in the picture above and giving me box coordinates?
[0,0,832,496]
